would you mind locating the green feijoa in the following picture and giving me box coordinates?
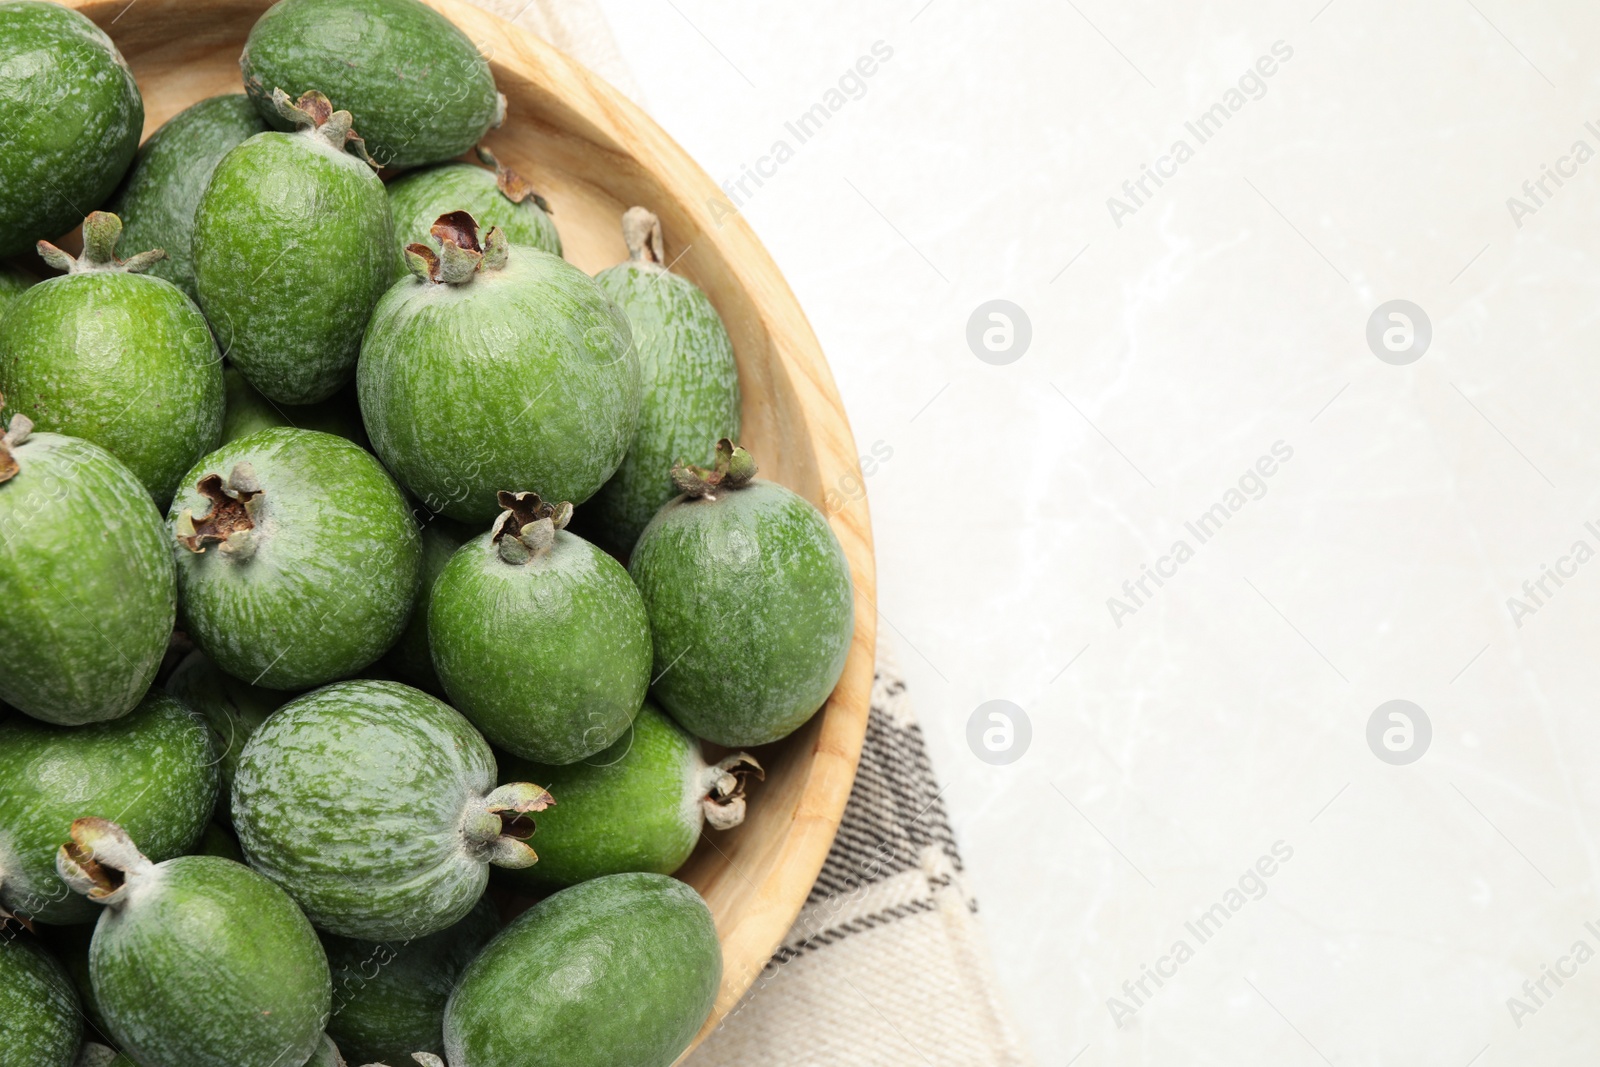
[383,514,477,694]
[0,212,224,504]
[630,441,854,747]
[104,95,269,301]
[358,213,639,522]
[430,493,650,765]
[587,208,740,556]
[194,90,393,405]
[167,427,422,691]
[443,873,720,1067]
[241,0,503,170]
[58,819,331,1067]
[0,693,217,926]
[0,1,142,258]
[232,680,552,940]
[0,414,176,726]
[0,931,81,1067]
[496,702,760,891]
[0,264,35,321]
[221,366,368,448]
[387,148,560,280]
[164,649,290,819]
[323,896,500,1064]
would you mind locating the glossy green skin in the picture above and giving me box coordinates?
[233,680,503,940]
[0,432,176,725]
[383,514,475,693]
[89,855,331,1067]
[0,934,81,1067]
[0,265,34,321]
[387,163,561,280]
[221,366,368,448]
[168,429,422,690]
[105,95,268,301]
[323,895,500,1064]
[0,2,142,257]
[589,262,740,556]
[631,480,854,746]
[444,873,721,1067]
[164,649,291,819]
[0,270,224,504]
[496,702,705,890]
[358,247,639,522]
[241,0,501,170]
[431,528,650,764]
[0,694,218,925]
[194,129,393,404]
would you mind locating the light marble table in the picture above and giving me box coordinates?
[595,1,1600,1062]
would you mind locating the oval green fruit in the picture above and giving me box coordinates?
[105,94,269,301]
[164,648,291,819]
[0,693,218,925]
[0,932,81,1067]
[58,819,331,1067]
[232,680,553,940]
[387,149,560,280]
[194,91,393,404]
[496,702,759,890]
[630,442,854,746]
[0,416,176,726]
[383,513,476,694]
[444,872,721,1067]
[241,0,503,170]
[0,1,142,257]
[323,896,500,1065]
[430,493,650,765]
[167,427,422,691]
[359,213,639,522]
[588,208,740,556]
[0,212,224,504]
[221,366,368,448]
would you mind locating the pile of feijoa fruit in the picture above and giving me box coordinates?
[0,1,856,1065]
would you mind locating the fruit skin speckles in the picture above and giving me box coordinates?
[0,932,83,1067]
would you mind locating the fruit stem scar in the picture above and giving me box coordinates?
[621,206,665,266]
[406,211,508,285]
[36,211,166,276]
[491,490,573,564]
[476,145,552,213]
[670,438,757,499]
[175,464,263,558]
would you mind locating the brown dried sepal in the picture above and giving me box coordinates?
[670,439,758,499]
[476,146,552,213]
[406,212,508,285]
[492,490,573,564]
[0,394,31,486]
[268,88,377,168]
[176,466,262,554]
[703,752,764,831]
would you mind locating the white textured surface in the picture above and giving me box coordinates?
[591,1,1600,1063]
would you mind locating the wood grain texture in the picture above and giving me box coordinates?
[59,0,878,1052]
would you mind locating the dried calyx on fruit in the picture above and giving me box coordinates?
[670,438,757,499]
[0,391,31,485]
[36,211,166,276]
[702,752,764,831]
[174,464,262,560]
[620,205,666,267]
[405,212,509,285]
[459,781,554,869]
[269,88,376,166]
[491,490,574,564]
[477,146,551,214]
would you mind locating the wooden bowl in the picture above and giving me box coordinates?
[59,0,878,1053]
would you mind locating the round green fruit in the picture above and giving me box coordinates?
[167,427,422,691]
[0,692,218,925]
[430,492,650,765]
[105,94,269,301]
[323,896,500,1065]
[232,680,553,940]
[194,91,393,405]
[387,148,560,279]
[444,872,721,1067]
[241,0,503,170]
[0,932,81,1067]
[588,208,740,556]
[630,442,854,747]
[0,414,176,726]
[497,702,760,890]
[383,513,476,694]
[0,212,224,504]
[58,819,331,1067]
[0,1,142,258]
[359,212,639,522]
[164,648,290,818]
